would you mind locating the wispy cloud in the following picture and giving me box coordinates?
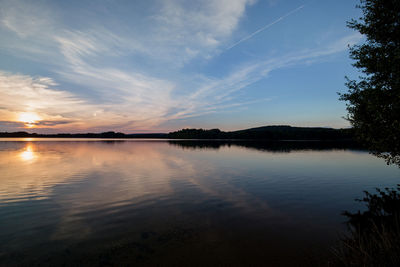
[0,0,54,38]
[0,0,257,66]
[188,33,362,112]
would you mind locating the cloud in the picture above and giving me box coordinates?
[185,33,362,114]
[0,72,81,112]
[0,0,257,67]
[0,71,90,130]
[34,120,75,126]
[54,31,177,129]
[0,120,26,129]
[155,0,256,46]
[0,70,178,132]
[104,0,258,66]
[0,0,54,38]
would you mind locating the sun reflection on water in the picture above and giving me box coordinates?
[20,144,35,161]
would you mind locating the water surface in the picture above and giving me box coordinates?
[0,139,399,266]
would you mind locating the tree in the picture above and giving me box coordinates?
[340,0,400,166]
[336,2,400,264]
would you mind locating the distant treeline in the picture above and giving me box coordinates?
[168,126,355,141]
[0,131,168,138]
[0,125,355,141]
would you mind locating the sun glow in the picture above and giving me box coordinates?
[18,112,41,127]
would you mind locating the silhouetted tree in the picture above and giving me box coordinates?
[340,0,400,166]
[335,1,400,265]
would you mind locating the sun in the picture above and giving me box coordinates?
[18,112,41,127]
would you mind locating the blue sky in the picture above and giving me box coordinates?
[0,0,362,133]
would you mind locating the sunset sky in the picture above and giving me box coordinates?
[0,0,361,133]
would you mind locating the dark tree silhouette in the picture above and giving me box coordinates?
[340,0,400,166]
[335,1,400,265]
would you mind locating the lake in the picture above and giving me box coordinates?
[0,139,399,266]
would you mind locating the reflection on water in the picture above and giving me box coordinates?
[0,139,399,266]
[19,144,35,161]
[168,139,362,152]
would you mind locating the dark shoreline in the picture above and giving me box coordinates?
[0,125,355,141]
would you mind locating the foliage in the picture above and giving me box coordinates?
[334,186,400,266]
[339,0,400,166]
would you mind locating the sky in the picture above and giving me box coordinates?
[0,0,363,133]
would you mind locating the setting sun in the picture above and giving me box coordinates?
[18,112,41,127]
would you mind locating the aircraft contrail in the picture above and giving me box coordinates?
[226,5,305,50]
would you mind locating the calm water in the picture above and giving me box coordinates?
[0,139,399,266]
